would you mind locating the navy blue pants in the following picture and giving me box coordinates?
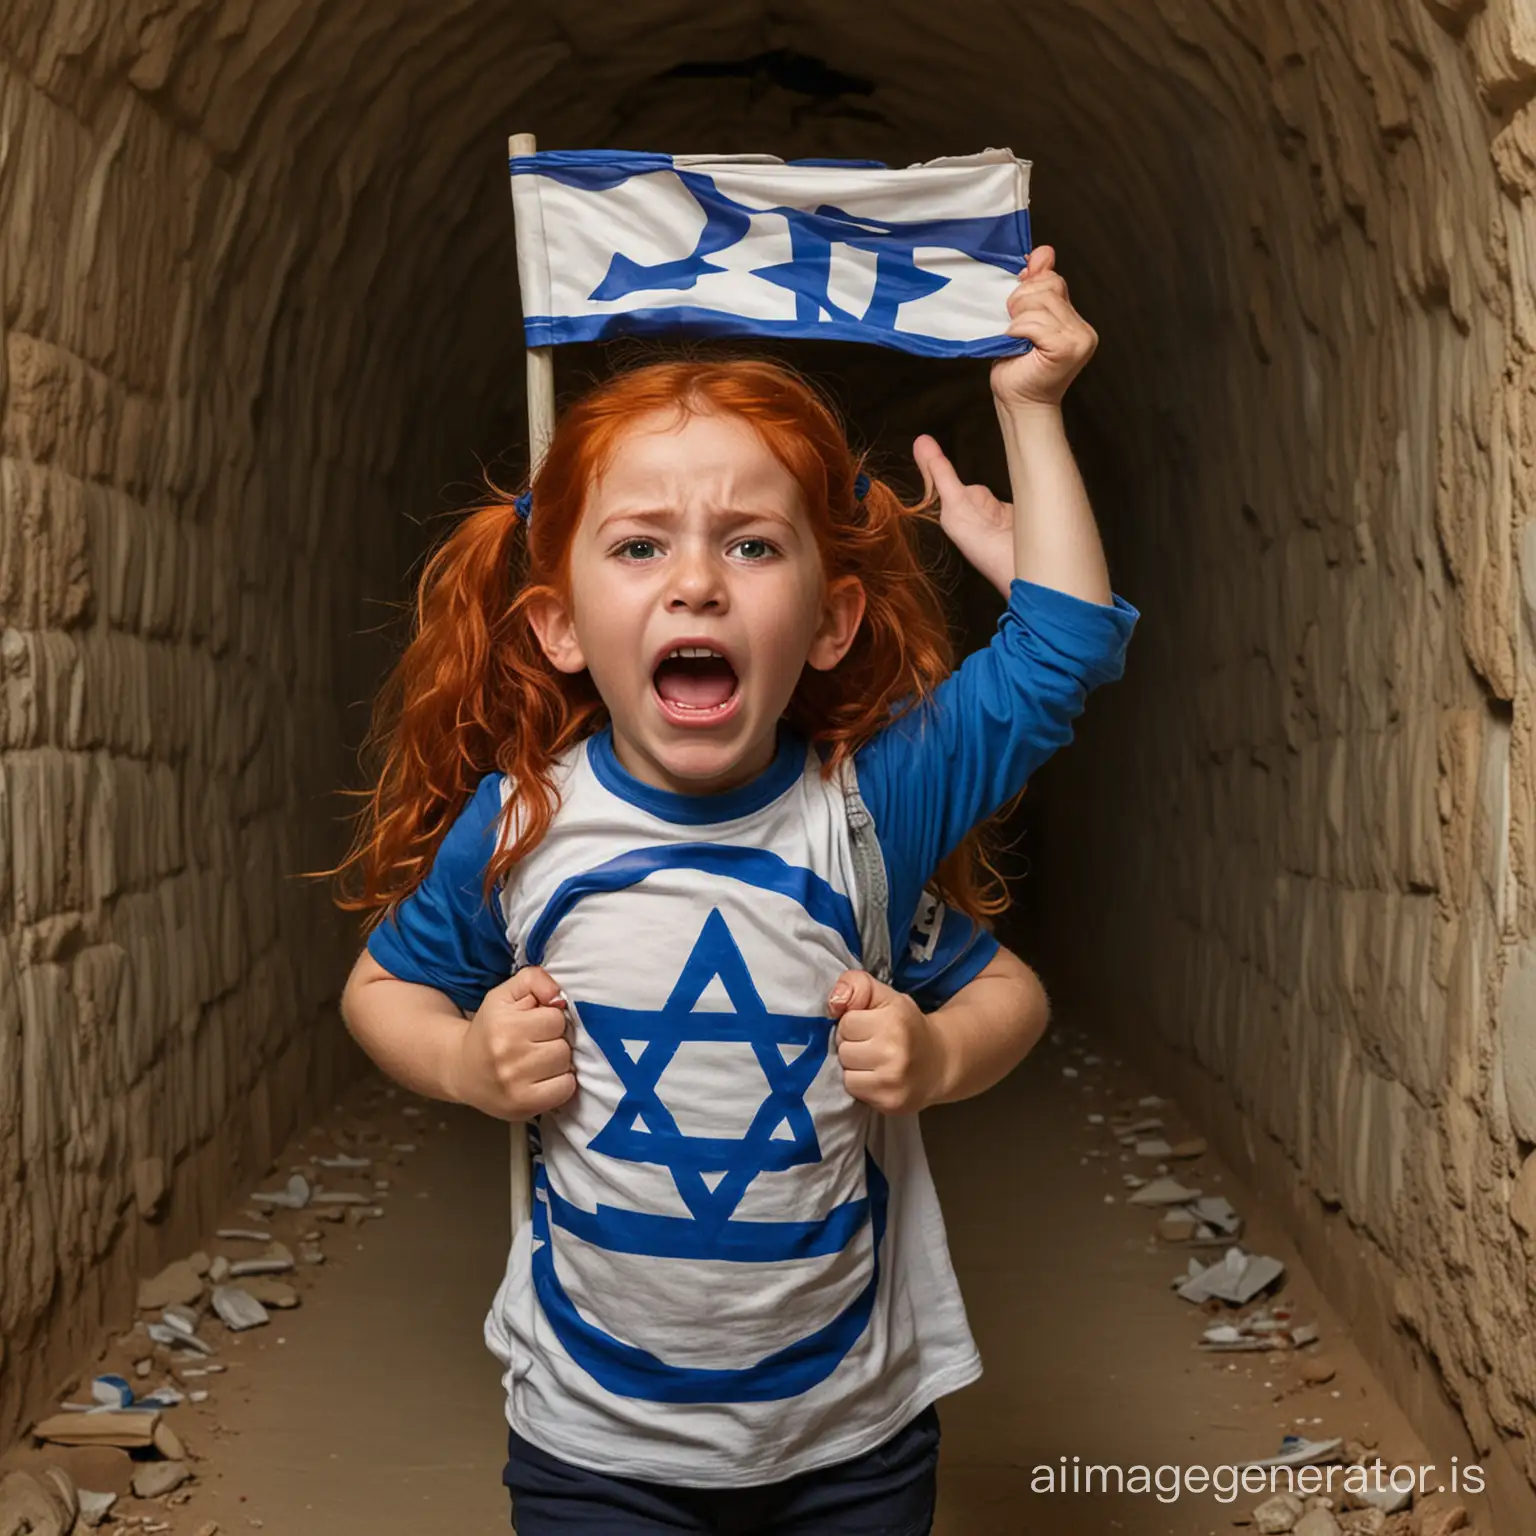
[504,1405,940,1535]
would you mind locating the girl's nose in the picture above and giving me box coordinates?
[666,547,727,611]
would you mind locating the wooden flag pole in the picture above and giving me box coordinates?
[507,130,553,1239]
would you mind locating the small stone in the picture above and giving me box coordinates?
[1411,1493,1469,1536]
[1339,1510,1387,1535]
[152,1420,186,1460]
[1254,1492,1305,1533]
[236,1278,299,1308]
[209,1256,231,1284]
[1169,1137,1208,1158]
[130,1461,192,1499]
[1158,1211,1198,1242]
[298,1244,325,1266]
[1292,1513,1341,1536]
[194,1523,221,1536]
[133,1358,152,1379]
[137,1261,204,1311]
[187,1251,211,1276]
[1300,1355,1337,1385]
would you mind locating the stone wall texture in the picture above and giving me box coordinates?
[2,0,1536,1527]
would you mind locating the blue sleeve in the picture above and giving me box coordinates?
[857,578,1137,956]
[366,773,513,1015]
[889,890,1000,1012]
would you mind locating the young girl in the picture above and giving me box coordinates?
[338,246,1136,1533]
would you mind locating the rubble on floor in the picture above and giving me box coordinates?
[1057,1029,1485,1536]
[4,1080,430,1535]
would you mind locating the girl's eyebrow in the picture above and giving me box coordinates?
[596,505,799,532]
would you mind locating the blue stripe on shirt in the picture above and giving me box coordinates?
[366,772,512,1014]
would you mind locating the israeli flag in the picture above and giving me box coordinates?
[509,149,1032,358]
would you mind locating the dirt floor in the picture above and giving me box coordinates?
[4,1017,1493,1535]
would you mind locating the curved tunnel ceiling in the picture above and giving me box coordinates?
[4,0,1536,1522]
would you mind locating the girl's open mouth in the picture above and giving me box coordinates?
[652,645,741,725]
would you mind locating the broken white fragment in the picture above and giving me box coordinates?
[250,1174,311,1210]
[1188,1194,1242,1235]
[1354,1475,1413,1513]
[215,1228,271,1242]
[1061,1067,1079,1078]
[146,1323,214,1356]
[209,1255,231,1284]
[1138,1095,1162,1107]
[227,1242,294,1279]
[77,1489,117,1528]
[1127,1176,1203,1207]
[1086,1113,1104,1125]
[1135,1139,1173,1158]
[1176,1246,1285,1305]
[1291,1322,1320,1347]
[1252,1492,1305,1532]
[1238,1435,1343,1469]
[312,1191,371,1205]
[315,1154,371,1169]
[160,1305,199,1336]
[210,1285,270,1331]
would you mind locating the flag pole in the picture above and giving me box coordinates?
[507,130,553,1239]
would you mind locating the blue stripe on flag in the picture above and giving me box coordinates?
[521,308,1030,357]
[509,149,676,189]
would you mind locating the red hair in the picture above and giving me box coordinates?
[333,359,1010,928]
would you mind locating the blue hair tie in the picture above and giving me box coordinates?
[854,471,871,501]
[513,490,533,524]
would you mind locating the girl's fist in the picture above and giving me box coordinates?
[451,965,575,1121]
[989,246,1098,409]
[828,970,952,1116]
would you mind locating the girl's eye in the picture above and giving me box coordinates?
[732,538,777,561]
[617,538,660,560]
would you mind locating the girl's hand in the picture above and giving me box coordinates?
[829,970,953,1115]
[989,246,1098,410]
[451,965,575,1121]
[913,434,1014,596]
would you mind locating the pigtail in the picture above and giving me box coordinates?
[330,489,602,929]
[793,468,1012,922]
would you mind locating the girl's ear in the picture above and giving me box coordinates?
[526,593,588,675]
[806,575,866,672]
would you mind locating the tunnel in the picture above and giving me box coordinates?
[3,0,1536,1529]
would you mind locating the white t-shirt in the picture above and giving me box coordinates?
[369,579,1136,1485]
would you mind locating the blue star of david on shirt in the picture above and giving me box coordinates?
[578,907,833,1235]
